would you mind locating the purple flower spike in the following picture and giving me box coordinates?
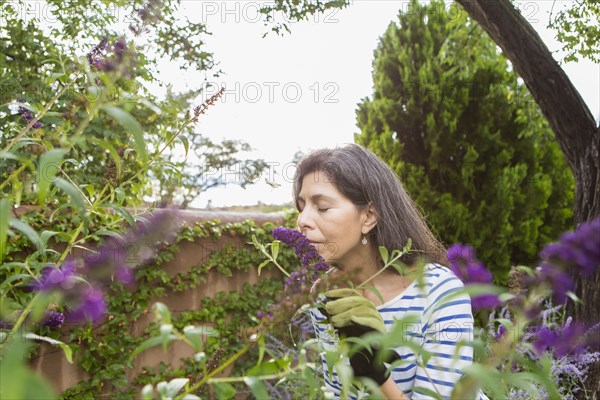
[472,294,501,311]
[448,244,499,309]
[34,262,77,292]
[540,217,600,278]
[555,320,587,357]
[272,227,329,286]
[494,324,507,340]
[533,326,558,355]
[68,288,107,323]
[538,263,574,304]
[43,311,65,328]
[447,244,492,285]
[115,265,134,284]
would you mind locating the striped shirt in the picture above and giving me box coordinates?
[310,263,488,399]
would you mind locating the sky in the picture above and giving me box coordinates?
[151,0,600,209]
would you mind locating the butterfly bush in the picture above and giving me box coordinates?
[466,217,600,399]
[14,211,181,325]
[271,227,329,287]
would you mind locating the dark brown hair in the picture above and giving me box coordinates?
[293,143,447,268]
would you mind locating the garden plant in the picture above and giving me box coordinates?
[1,0,599,399]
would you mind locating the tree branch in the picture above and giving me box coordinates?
[455,0,599,170]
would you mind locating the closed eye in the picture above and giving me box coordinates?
[317,208,329,213]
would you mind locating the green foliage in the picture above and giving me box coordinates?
[47,217,290,399]
[0,0,269,208]
[355,0,574,283]
[549,1,600,63]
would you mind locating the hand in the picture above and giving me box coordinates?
[324,288,394,385]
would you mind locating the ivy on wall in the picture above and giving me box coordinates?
[10,211,299,399]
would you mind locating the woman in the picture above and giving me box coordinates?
[293,144,486,399]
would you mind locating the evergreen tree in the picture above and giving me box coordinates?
[355,0,574,282]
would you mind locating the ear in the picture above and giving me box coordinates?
[361,203,378,235]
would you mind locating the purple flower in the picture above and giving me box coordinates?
[494,324,507,340]
[472,294,501,311]
[554,320,587,357]
[115,265,134,284]
[86,36,131,72]
[34,262,77,292]
[537,263,574,304]
[113,37,127,60]
[16,100,42,129]
[533,326,559,355]
[447,244,492,284]
[68,288,107,323]
[0,310,65,329]
[272,227,329,284]
[448,244,499,309]
[533,319,589,358]
[540,218,600,278]
[43,311,65,328]
[87,36,109,67]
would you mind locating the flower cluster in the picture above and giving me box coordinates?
[447,243,501,310]
[533,217,600,303]
[271,227,329,289]
[17,99,42,129]
[29,210,180,324]
[129,0,163,36]
[86,36,131,73]
[0,310,65,330]
[253,228,329,325]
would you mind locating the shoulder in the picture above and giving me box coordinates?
[419,263,469,311]
[419,262,465,292]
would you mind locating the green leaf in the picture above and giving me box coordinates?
[0,338,57,400]
[257,334,265,366]
[130,334,177,360]
[8,219,41,250]
[243,377,269,399]
[25,333,73,364]
[105,204,136,227]
[379,246,389,264]
[413,386,442,399]
[94,229,125,240]
[178,135,190,157]
[257,260,270,276]
[89,137,122,177]
[271,240,280,260]
[153,302,171,324]
[0,273,31,292]
[53,178,87,213]
[102,105,147,162]
[247,358,290,376]
[0,198,10,263]
[362,285,384,304]
[212,382,236,400]
[37,149,66,206]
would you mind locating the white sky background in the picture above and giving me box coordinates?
[150,0,599,209]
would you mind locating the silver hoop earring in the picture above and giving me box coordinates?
[361,236,368,245]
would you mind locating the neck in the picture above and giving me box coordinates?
[332,245,385,286]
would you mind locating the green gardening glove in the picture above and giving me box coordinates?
[323,289,395,385]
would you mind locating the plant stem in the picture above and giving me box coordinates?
[4,292,41,344]
[207,363,304,383]
[3,78,76,152]
[0,163,28,192]
[175,344,251,399]
[357,252,406,289]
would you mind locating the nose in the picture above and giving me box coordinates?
[297,208,314,234]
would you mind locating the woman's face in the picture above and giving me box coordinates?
[296,171,376,268]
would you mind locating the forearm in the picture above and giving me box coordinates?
[380,377,410,400]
